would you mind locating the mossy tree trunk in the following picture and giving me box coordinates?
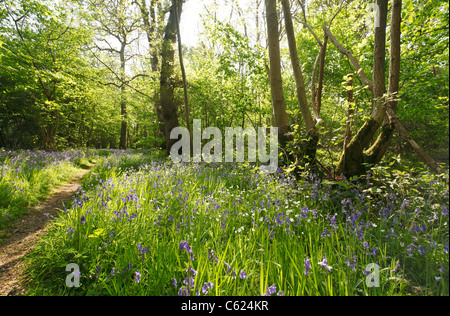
[336,0,389,178]
[365,0,402,166]
[160,0,183,154]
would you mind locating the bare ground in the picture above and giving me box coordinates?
[0,169,90,296]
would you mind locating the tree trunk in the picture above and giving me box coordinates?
[281,0,319,164]
[316,36,328,118]
[336,0,389,178]
[343,74,354,149]
[119,41,127,150]
[265,0,291,147]
[138,0,166,147]
[120,99,127,150]
[365,0,402,165]
[174,1,192,148]
[160,0,182,153]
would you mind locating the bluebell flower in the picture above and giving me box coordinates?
[223,261,231,275]
[186,265,198,276]
[137,243,149,254]
[267,284,276,295]
[418,245,427,255]
[183,276,195,288]
[391,262,401,274]
[304,258,311,275]
[442,205,449,217]
[345,256,357,271]
[318,258,333,272]
[178,287,188,296]
[135,271,141,284]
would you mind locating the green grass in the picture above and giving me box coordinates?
[0,149,102,232]
[24,151,449,296]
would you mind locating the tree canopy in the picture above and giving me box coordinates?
[0,0,448,176]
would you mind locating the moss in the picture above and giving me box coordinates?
[364,125,395,166]
[337,119,381,178]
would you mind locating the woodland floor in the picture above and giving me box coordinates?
[0,169,90,296]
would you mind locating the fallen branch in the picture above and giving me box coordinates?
[386,105,446,175]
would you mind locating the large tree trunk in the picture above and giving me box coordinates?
[265,0,291,148]
[160,0,182,153]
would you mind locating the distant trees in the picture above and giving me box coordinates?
[87,0,143,150]
[0,0,96,149]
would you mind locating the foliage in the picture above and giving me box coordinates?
[0,0,448,297]
[26,152,448,296]
[397,0,449,157]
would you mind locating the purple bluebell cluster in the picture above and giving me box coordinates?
[174,241,216,296]
[31,151,448,296]
[263,284,284,296]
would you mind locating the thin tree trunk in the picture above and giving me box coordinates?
[281,0,315,133]
[119,42,127,150]
[281,0,319,165]
[343,74,354,149]
[316,35,328,117]
[174,2,192,147]
[324,26,373,92]
[371,0,389,124]
[120,97,127,150]
[138,0,165,146]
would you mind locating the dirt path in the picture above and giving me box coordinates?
[0,168,90,296]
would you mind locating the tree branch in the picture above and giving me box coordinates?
[323,25,374,92]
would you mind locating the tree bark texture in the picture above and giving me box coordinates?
[365,0,402,165]
[281,0,319,164]
[265,0,291,147]
[160,0,183,153]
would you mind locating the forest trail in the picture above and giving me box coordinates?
[0,168,91,296]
